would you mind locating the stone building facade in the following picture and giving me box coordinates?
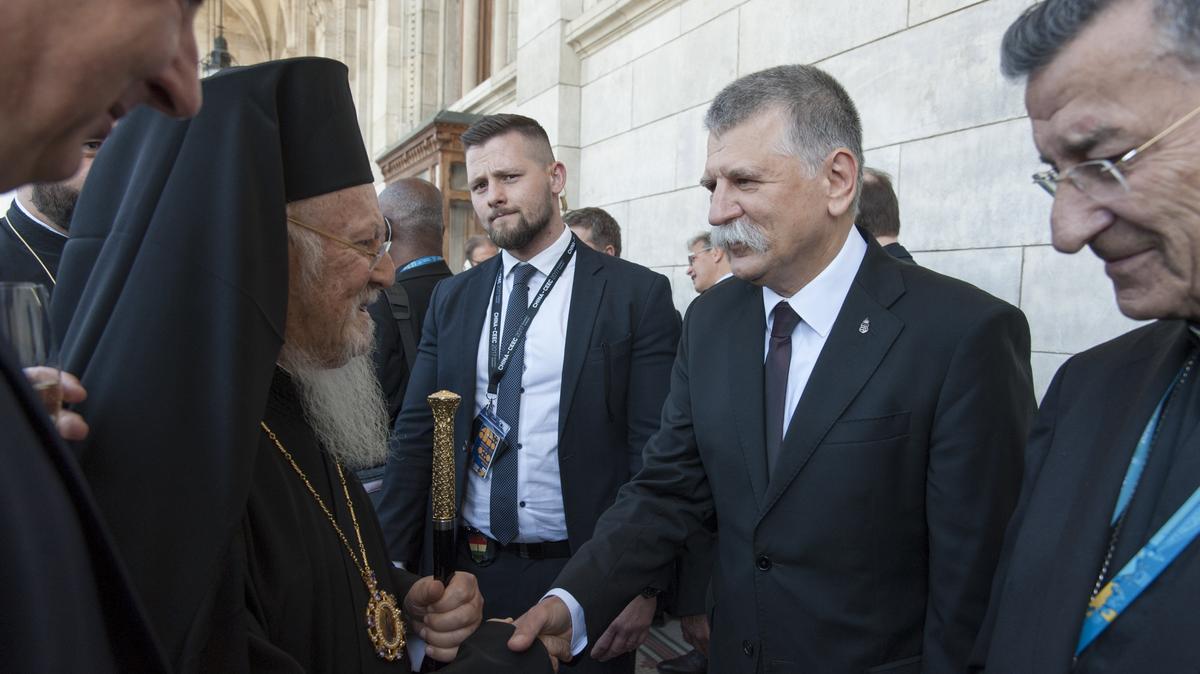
[196,0,1142,397]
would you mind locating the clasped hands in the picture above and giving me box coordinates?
[506,593,655,670]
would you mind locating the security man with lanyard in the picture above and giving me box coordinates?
[378,113,680,674]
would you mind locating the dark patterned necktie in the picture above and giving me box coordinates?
[765,301,801,472]
[490,262,536,545]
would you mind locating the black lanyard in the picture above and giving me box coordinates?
[487,234,577,397]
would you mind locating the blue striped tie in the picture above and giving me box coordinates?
[490,262,535,545]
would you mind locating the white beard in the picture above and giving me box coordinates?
[282,351,390,470]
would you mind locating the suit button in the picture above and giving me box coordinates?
[742,640,754,657]
[756,555,771,571]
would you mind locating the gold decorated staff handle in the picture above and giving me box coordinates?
[428,390,461,588]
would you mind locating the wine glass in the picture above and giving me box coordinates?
[0,282,61,420]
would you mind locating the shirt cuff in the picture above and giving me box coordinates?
[543,588,588,657]
[407,635,426,671]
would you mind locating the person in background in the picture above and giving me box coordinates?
[858,167,914,264]
[0,136,108,288]
[565,207,622,257]
[685,231,732,295]
[464,233,499,269]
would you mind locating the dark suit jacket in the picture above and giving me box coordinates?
[370,259,454,426]
[378,241,680,572]
[971,320,1200,672]
[555,231,1035,674]
[884,241,916,264]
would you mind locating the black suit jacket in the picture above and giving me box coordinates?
[884,241,916,264]
[371,259,454,426]
[555,231,1035,674]
[971,320,1200,672]
[378,241,680,571]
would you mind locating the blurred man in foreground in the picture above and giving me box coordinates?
[0,0,201,669]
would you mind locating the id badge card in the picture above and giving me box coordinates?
[470,406,511,479]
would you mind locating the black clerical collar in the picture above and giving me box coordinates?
[12,198,67,239]
[4,202,66,285]
[268,367,303,414]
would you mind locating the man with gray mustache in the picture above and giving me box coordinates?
[511,64,1036,673]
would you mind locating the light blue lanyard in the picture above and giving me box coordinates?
[1076,361,1200,655]
[400,255,443,273]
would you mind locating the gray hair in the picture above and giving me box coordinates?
[287,224,325,291]
[1001,0,1200,78]
[687,231,713,250]
[705,64,864,209]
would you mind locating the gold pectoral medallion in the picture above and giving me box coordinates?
[261,421,408,663]
[365,573,406,661]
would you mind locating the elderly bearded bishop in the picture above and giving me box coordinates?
[51,59,550,674]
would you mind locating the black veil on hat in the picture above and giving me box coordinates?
[50,57,375,664]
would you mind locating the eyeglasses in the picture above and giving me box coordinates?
[1033,101,1200,200]
[286,215,393,271]
[687,247,713,265]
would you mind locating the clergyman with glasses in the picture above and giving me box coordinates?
[51,58,553,673]
[970,1,1200,671]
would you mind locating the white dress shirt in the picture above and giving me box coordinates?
[549,227,868,656]
[762,227,867,435]
[462,225,576,543]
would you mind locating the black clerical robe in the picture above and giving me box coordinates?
[0,341,167,672]
[973,321,1200,671]
[0,201,65,286]
[195,370,552,674]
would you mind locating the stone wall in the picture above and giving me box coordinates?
[190,0,1144,399]
[539,0,1142,398]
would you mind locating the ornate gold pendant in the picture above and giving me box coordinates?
[366,581,406,661]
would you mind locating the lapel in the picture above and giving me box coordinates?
[1027,321,1189,664]
[558,245,604,441]
[726,281,770,509]
[759,240,905,519]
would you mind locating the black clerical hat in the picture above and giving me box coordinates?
[51,57,374,663]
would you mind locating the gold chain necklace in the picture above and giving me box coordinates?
[260,421,406,661]
[4,217,56,285]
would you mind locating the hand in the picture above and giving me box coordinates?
[680,613,710,656]
[402,572,483,663]
[591,594,656,661]
[24,367,88,440]
[509,596,574,672]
